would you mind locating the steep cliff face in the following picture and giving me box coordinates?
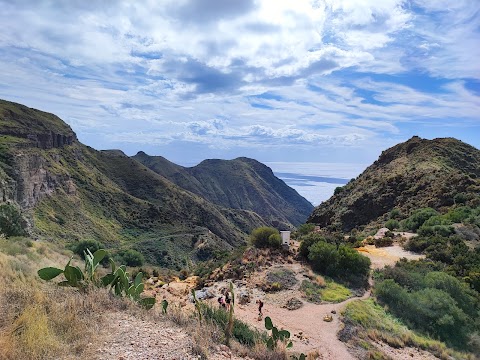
[12,152,77,209]
[0,99,78,209]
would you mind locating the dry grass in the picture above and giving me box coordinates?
[0,241,130,360]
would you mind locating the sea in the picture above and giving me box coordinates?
[265,162,367,206]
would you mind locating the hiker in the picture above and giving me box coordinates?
[225,290,231,311]
[256,299,264,316]
[218,296,226,309]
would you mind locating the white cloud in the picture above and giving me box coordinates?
[0,0,478,165]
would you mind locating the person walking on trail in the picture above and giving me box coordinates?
[218,296,225,309]
[225,290,231,311]
[256,299,264,320]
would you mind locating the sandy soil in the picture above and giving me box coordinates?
[357,244,425,269]
[235,292,369,359]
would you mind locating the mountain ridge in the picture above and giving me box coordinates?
[0,99,310,268]
[133,152,313,227]
[308,136,480,232]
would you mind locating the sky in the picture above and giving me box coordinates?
[0,0,479,173]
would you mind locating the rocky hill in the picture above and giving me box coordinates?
[0,99,285,268]
[308,136,480,232]
[134,152,313,227]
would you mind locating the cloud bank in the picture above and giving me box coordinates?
[0,0,478,164]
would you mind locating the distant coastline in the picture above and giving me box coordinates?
[266,162,367,205]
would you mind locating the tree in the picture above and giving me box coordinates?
[0,204,26,237]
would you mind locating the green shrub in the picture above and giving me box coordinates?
[375,237,393,247]
[307,241,370,288]
[298,233,326,258]
[250,227,281,249]
[389,208,401,219]
[268,233,282,248]
[401,208,438,231]
[375,260,479,350]
[418,225,454,237]
[308,241,338,273]
[72,239,104,259]
[334,186,344,195]
[0,204,26,237]
[296,223,315,236]
[201,303,264,346]
[385,219,399,231]
[117,249,145,267]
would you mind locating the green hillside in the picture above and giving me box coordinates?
[134,152,313,227]
[0,99,269,269]
[308,136,480,232]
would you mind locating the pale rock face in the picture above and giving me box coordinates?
[13,153,77,209]
[0,129,78,209]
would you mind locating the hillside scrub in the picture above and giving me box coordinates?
[342,299,474,360]
[405,235,480,291]
[374,259,480,350]
[0,204,26,237]
[299,234,371,288]
[308,137,480,232]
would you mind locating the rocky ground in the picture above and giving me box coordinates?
[90,242,434,360]
[92,312,248,360]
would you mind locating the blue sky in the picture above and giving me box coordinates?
[0,0,479,169]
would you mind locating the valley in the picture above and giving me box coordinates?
[0,100,479,360]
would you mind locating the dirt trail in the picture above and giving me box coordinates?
[235,290,370,359]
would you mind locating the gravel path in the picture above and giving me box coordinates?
[235,288,370,359]
[93,312,247,360]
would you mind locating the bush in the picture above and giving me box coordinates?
[385,219,399,231]
[307,241,370,288]
[308,241,338,274]
[298,233,326,258]
[201,303,264,346]
[0,204,26,237]
[375,236,393,247]
[72,239,104,259]
[401,208,438,231]
[334,186,344,195]
[418,225,455,237]
[268,233,282,248]
[296,223,315,236]
[389,208,401,219]
[117,249,145,267]
[376,261,479,349]
[250,227,281,249]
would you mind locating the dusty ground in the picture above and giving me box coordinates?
[92,312,247,360]
[92,242,430,360]
[357,243,425,269]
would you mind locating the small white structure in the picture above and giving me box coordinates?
[280,231,291,246]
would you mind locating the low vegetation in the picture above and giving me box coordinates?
[250,227,282,249]
[38,249,155,309]
[342,299,474,360]
[374,260,479,351]
[298,233,370,288]
[0,203,26,237]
